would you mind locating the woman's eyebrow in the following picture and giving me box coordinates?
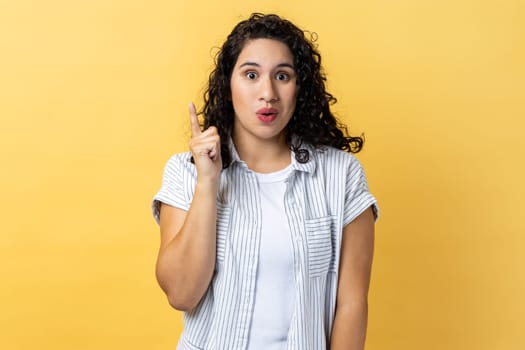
[239,61,260,68]
[276,63,295,70]
[239,62,295,69]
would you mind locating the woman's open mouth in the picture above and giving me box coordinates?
[256,108,278,123]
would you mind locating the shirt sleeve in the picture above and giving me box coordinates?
[343,157,379,227]
[151,153,193,225]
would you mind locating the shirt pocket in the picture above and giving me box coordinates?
[305,215,336,278]
[216,202,231,263]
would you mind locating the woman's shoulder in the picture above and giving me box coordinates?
[166,150,192,162]
[311,145,361,168]
[162,151,195,175]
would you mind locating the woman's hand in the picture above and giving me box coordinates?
[188,102,222,183]
[155,103,222,311]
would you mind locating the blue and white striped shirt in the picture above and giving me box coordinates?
[152,142,378,350]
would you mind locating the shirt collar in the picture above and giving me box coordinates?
[227,137,317,174]
[289,141,317,174]
[228,138,242,165]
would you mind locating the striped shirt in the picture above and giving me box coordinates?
[152,141,378,350]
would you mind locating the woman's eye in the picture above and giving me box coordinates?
[246,72,257,79]
[276,73,289,81]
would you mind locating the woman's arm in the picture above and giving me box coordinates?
[330,206,375,350]
[155,103,222,311]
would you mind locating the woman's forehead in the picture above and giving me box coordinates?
[236,39,294,66]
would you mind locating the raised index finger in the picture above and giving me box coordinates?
[188,102,202,136]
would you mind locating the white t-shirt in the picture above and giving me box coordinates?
[247,164,295,350]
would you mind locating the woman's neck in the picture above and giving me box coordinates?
[233,134,291,173]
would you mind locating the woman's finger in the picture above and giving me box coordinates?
[188,102,202,137]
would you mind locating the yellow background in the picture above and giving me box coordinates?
[1,0,524,349]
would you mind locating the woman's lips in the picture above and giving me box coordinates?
[256,107,278,123]
[257,113,278,123]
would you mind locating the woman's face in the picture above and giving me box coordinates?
[230,38,298,146]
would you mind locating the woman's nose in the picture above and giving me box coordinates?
[259,76,278,102]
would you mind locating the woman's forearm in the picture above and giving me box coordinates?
[156,180,218,311]
[330,300,368,350]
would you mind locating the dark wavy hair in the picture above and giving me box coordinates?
[201,13,364,167]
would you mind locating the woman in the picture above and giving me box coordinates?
[152,13,378,350]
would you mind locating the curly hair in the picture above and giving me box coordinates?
[201,13,364,167]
